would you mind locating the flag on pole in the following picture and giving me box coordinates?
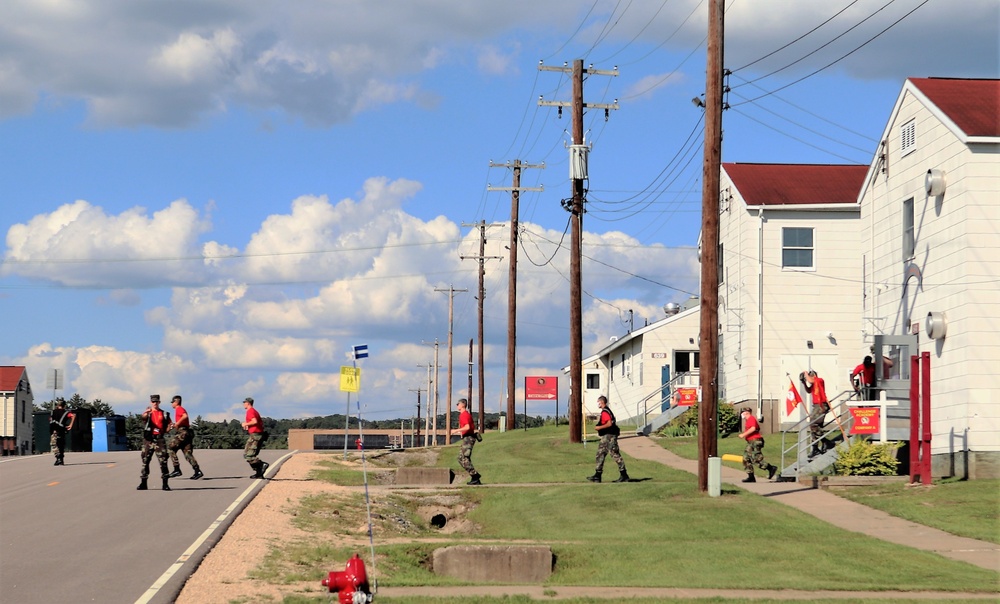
[353,344,369,360]
[786,377,803,414]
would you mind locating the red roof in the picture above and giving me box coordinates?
[0,366,27,392]
[910,78,1000,137]
[723,163,868,206]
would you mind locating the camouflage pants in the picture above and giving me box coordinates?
[244,433,263,465]
[595,434,625,473]
[168,427,199,469]
[743,438,769,473]
[809,403,831,442]
[140,435,169,479]
[50,432,65,461]
[457,435,477,475]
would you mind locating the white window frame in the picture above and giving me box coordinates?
[781,227,815,270]
[902,197,915,261]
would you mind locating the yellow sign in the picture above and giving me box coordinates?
[339,366,361,392]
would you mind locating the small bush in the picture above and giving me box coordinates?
[834,438,901,476]
[656,401,740,438]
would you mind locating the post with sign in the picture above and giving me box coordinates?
[341,345,367,459]
[525,376,558,430]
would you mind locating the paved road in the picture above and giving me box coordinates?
[0,449,287,604]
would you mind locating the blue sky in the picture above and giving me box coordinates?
[2,0,997,422]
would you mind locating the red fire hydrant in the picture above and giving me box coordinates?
[320,553,371,603]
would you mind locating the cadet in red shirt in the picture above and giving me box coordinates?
[803,370,830,458]
[241,397,269,479]
[138,394,172,491]
[738,408,777,482]
[456,398,481,485]
[167,395,203,480]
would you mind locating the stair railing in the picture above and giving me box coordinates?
[778,389,860,476]
[633,371,697,434]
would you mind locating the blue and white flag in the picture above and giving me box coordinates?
[353,344,369,360]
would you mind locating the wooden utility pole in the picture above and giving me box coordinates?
[435,285,468,442]
[539,60,618,443]
[698,0,724,491]
[421,339,441,444]
[408,387,424,446]
[489,160,544,430]
[461,221,501,433]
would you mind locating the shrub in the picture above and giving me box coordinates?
[834,438,901,476]
[656,401,740,438]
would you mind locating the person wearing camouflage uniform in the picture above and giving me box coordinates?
[456,398,481,485]
[49,399,75,466]
[739,407,777,482]
[167,395,203,480]
[587,396,629,483]
[138,394,172,491]
[241,397,269,479]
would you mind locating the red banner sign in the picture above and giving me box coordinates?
[676,387,698,406]
[850,407,880,435]
[525,376,558,400]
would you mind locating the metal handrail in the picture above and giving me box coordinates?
[779,389,860,475]
[633,371,697,428]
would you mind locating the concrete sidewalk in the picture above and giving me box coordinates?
[618,435,1000,573]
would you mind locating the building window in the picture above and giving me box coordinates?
[718,242,724,284]
[609,360,614,381]
[586,373,600,389]
[902,197,915,260]
[900,120,916,157]
[621,354,626,377]
[782,227,814,268]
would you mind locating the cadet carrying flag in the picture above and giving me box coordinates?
[353,344,369,360]
[786,377,803,414]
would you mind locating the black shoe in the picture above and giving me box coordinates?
[586,472,602,483]
[168,469,182,478]
[137,479,148,491]
[467,473,482,486]
[162,478,171,491]
[767,465,778,480]
[191,469,204,480]
[742,474,756,483]
[54,459,61,466]
[613,471,630,483]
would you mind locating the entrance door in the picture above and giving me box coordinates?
[873,335,919,400]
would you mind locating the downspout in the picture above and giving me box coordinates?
[757,208,764,415]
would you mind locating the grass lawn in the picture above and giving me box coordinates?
[257,426,998,603]
[658,435,1000,544]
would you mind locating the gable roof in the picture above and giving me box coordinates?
[0,366,27,392]
[723,163,868,207]
[909,78,1000,138]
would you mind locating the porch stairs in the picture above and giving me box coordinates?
[632,372,696,436]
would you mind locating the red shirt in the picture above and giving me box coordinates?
[811,376,829,405]
[459,409,474,437]
[245,407,263,434]
[173,405,190,428]
[851,363,875,387]
[743,414,762,441]
[149,409,167,435]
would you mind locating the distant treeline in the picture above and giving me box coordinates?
[36,394,549,451]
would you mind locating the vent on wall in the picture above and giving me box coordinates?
[926,169,947,196]
[901,120,916,157]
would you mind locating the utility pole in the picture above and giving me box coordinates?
[489,160,544,430]
[461,221,501,433]
[539,59,618,443]
[467,339,474,428]
[421,339,440,444]
[408,387,424,447]
[698,0,724,491]
[435,285,468,442]
[417,364,433,445]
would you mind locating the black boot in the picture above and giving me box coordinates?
[162,477,171,491]
[136,477,148,490]
[191,468,204,480]
[742,472,756,483]
[168,467,182,478]
[767,464,778,480]
[467,473,482,485]
[586,471,602,483]
[613,470,630,483]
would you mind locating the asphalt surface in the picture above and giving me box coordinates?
[0,448,287,604]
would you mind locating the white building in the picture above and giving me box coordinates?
[0,366,34,456]
[576,302,701,430]
[718,163,869,433]
[857,77,1000,479]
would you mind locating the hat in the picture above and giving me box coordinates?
[739,407,751,414]
[243,397,254,404]
[150,394,161,402]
